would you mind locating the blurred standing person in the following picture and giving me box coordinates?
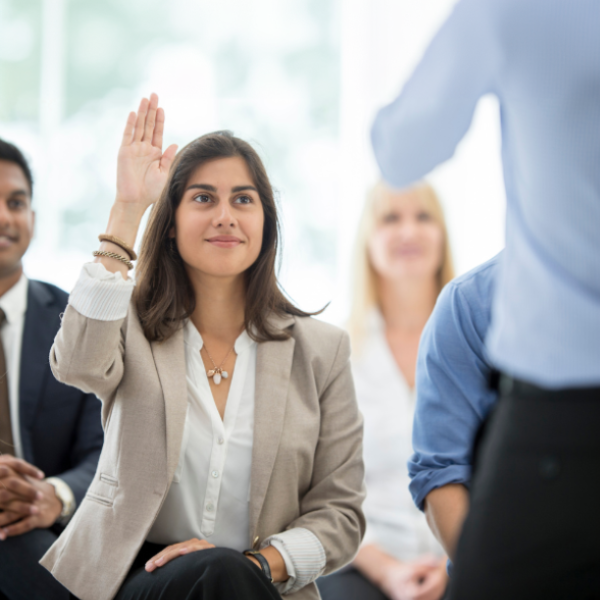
[318,182,452,600]
[0,139,103,600]
[371,1,600,597]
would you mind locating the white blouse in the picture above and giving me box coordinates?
[354,311,443,562]
[69,263,325,594]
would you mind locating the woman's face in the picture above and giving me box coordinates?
[173,156,265,279]
[368,188,445,284]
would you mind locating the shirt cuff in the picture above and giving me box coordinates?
[409,464,472,511]
[262,527,326,595]
[69,262,134,321]
[45,477,76,526]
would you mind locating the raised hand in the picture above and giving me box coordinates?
[116,93,178,211]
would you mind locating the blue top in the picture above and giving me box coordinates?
[409,254,499,510]
[371,0,600,388]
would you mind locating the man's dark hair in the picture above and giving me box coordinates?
[0,138,33,195]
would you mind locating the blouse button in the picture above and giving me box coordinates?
[206,503,214,512]
[218,438,224,445]
[211,470,219,478]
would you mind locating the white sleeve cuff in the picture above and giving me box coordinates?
[262,527,326,595]
[68,262,134,321]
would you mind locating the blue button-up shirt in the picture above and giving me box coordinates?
[409,254,499,510]
[372,0,600,388]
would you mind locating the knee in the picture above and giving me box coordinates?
[192,547,256,582]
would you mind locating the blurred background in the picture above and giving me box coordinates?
[0,0,505,325]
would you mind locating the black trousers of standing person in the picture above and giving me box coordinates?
[449,377,600,600]
[114,542,282,600]
[0,524,70,600]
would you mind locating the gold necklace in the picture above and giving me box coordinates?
[201,344,234,385]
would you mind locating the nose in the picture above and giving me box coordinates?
[212,200,235,229]
[0,200,12,229]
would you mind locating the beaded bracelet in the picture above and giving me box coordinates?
[93,250,134,270]
[98,234,138,261]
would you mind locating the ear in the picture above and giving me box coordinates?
[168,226,175,238]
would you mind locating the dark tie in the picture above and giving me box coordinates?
[0,308,14,456]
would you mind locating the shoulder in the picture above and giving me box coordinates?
[28,279,69,310]
[288,316,351,383]
[439,252,499,313]
[290,315,348,354]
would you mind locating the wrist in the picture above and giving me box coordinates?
[106,202,146,248]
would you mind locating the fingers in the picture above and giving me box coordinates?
[0,476,41,504]
[0,456,44,480]
[0,515,36,539]
[0,510,22,528]
[160,144,179,173]
[133,98,150,142]
[145,539,215,572]
[152,107,165,149]
[143,93,159,143]
[2,499,38,517]
[121,111,136,146]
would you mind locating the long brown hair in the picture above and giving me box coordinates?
[133,131,316,343]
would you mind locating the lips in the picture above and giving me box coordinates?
[206,235,242,248]
[0,234,17,249]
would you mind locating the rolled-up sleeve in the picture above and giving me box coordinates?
[409,281,496,510]
[262,527,326,595]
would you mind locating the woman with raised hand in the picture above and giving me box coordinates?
[318,182,452,600]
[40,94,365,600]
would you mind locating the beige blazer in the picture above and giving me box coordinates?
[40,302,365,600]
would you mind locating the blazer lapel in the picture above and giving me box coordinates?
[151,327,188,483]
[19,281,59,462]
[249,315,296,544]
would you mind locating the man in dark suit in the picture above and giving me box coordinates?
[0,138,103,600]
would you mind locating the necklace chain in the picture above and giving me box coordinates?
[202,344,234,370]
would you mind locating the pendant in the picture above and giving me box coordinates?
[207,369,228,385]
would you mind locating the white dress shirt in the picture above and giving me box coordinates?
[0,274,28,459]
[148,322,256,550]
[354,312,443,562]
[0,274,76,519]
[69,262,325,594]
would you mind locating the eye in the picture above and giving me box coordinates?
[234,195,253,205]
[382,212,399,224]
[417,211,432,222]
[193,194,213,204]
[8,198,26,210]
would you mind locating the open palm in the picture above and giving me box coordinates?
[116,93,178,210]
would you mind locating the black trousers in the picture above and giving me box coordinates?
[449,379,600,600]
[114,542,281,600]
[0,524,70,600]
[317,567,390,600]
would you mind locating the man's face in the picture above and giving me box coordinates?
[0,160,34,278]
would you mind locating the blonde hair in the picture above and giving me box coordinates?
[348,181,454,353]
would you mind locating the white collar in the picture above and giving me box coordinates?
[184,320,255,356]
[0,273,28,324]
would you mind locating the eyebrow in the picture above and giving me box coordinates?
[185,184,257,193]
[9,189,29,197]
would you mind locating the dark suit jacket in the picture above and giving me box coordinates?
[19,279,103,506]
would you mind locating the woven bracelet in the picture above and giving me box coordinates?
[98,234,138,261]
[93,250,134,270]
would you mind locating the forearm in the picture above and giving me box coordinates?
[353,544,398,588]
[95,202,146,278]
[424,483,469,560]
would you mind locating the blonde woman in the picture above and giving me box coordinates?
[318,182,453,600]
[39,95,365,600]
